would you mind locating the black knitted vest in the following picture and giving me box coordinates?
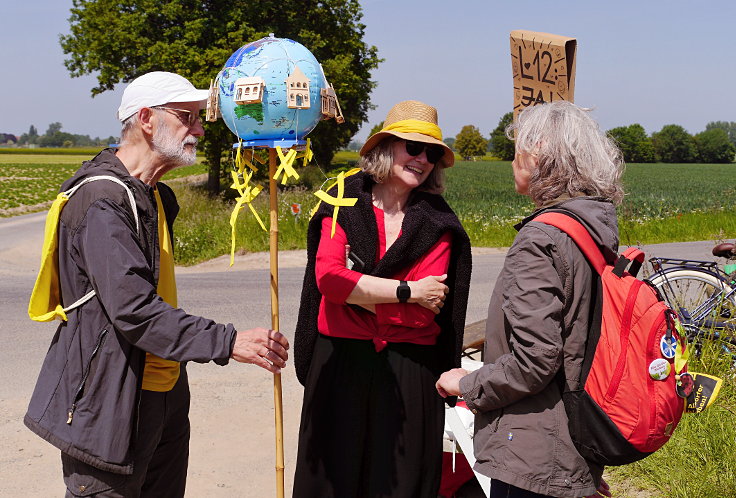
[294,171,472,388]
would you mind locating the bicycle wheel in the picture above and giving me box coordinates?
[648,268,736,343]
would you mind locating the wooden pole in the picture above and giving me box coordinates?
[268,148,285,498]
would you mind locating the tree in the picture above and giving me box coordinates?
[607,124,655,163]
[368,121,384,138]
[695,128,735,163]
[705,121,736,147]
[60,0,381,193]
[443,137,455,151]
[489,112,514,160]
[454,125,488,160]
[38,130,76,147]
[0,133,18,144]
[19,124,39,145]
[651,125,697,163]
[45,122,63,136]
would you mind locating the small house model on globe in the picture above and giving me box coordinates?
[207,34,343,148]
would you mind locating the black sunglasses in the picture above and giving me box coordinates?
[404,140,445,165]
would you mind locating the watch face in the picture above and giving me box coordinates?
[397,281,411,302]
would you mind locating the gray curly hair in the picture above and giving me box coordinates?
[507,101,625,205]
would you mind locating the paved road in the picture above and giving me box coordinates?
[0,211,725,495]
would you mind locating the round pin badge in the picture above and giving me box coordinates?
[649,358,671,381]
[660,334,677,359]
[676,372,694,398]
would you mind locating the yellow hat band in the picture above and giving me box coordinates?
[381,119,443,141]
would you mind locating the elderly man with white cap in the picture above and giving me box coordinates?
[24,72,289,497]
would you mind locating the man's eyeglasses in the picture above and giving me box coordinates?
[154,106,201,128]
[404,140,445,165]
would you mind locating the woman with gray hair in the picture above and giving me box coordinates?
[436,101,622,498]
[294,100,472,497]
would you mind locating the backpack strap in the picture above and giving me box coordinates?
[533,212,607,275]
[62,176,140,313]
[620,247,645,277]
[64,175,140,234]
[536,211,605,394]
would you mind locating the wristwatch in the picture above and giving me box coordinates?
[396,280,411,303]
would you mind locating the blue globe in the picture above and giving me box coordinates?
[217,35,326,146]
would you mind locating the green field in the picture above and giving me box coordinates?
[0,147,108,156]
[4,155,736,251]
[0,155,206,215]
[445,161,736,247]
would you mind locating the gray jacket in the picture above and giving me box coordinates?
[24,149,236,474]
[459,197,618,497]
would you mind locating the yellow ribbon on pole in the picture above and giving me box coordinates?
[235,141,262,173]
[295,138,314,167]
[273,146,300,185]
[229,169,266,266]
[312,170,359,238]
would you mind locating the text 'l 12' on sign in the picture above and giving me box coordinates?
[510,30,577,121]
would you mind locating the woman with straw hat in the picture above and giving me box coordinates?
[293,100,472,497]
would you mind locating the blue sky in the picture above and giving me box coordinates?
[2,1,734,143]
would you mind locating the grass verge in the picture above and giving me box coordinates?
[170,179,315,266]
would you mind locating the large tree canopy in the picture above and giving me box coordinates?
[705,121,736,147]
[607,124,655,163]
[651,124,698,163]
[61,0,381,192]
[695,128,735,163]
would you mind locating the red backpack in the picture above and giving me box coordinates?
[535,211,687,466]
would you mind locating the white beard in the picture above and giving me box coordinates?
[152,118,198,167]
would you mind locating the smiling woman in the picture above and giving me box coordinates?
[292,100,472,498]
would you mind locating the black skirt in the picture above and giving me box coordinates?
[292,334,445,498]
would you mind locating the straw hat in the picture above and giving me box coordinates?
[360,100,455,168]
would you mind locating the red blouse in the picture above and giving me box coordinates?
[315,205,452,351]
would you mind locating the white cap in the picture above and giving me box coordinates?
[117,71,209,122]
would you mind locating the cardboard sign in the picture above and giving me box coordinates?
[510,30,577,121]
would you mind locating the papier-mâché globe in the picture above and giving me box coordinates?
[216,35,327,146]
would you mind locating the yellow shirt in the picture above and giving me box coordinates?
[141,187,181,392]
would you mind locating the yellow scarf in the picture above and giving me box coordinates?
[381,119,443,140]
[141,187,180,392]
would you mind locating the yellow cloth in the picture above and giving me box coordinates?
[142,188,180,392]
[381,119,443,141]
[28,193,71,322]
[29,175,139,322]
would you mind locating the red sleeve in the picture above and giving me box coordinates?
[374,231,453,327]
[315,217,362,304]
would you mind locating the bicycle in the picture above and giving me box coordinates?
[647,242,736,364]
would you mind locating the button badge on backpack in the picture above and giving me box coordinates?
[649,358,671,380]
[675,372,694,398]
[660,334,678,359]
